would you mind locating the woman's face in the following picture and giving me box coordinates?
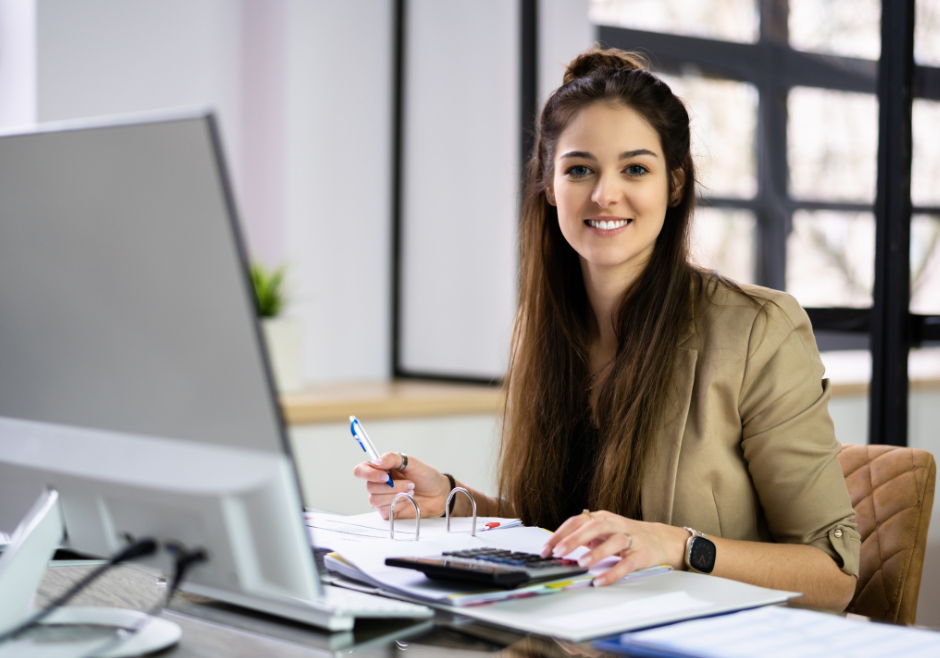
[549,102,673,277]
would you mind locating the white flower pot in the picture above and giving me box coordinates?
[262,317,304,393]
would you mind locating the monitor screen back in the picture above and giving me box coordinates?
[0,114,285,454]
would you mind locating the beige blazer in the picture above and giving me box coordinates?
[639,279,861,577]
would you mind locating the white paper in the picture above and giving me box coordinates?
[544,591,712,633]
[453,570,798,642]
[623,606,940,658]
[318,525,556,602]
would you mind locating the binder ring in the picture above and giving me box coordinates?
[389,493,420,541]
[445,487,477,536]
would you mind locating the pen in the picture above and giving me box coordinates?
[350,416,394,488]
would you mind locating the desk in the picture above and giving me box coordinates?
[31,562,608,657]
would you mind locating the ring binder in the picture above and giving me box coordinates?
[389,493,420,540]
[445,487,477,536]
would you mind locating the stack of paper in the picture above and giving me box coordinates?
[594,605,940,656]
[308,512,799,642]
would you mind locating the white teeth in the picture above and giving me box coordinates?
[587,219,629,230]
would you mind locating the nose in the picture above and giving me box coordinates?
[591,173,621,208]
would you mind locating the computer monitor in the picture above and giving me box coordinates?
[0,111,342,633]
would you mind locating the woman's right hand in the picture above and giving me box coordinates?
[352,452,452,520]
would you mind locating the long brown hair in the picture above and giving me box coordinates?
[498,48,701,529]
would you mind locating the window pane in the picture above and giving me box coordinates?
[691,207,756,283]
[912,214,940,314]
[589,0,758,43]
[787,210,875,307]
[915,0,940,67]
[788,87,878,202]
[659,74,758,198]
[789,0,881,60]
[912,100,940,207]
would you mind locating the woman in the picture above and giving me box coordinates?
[354,48,860,610]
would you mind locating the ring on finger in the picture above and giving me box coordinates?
[623,533,634,552]
[582,508,594,521]
[399,452,409,471]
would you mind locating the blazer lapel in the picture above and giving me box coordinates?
[641,337,698,525]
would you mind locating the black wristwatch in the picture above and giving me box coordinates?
[683,527,717,574]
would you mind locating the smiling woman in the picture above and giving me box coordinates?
[550,103,671,286]
[354,47,860,611]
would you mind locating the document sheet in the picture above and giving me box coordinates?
[595,605,940,657]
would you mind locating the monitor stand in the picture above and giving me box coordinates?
[0,490,182,657]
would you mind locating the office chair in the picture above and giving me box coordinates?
[838,443,936,624]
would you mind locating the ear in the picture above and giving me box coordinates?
[545,184,557,207]
[669,169,686,207]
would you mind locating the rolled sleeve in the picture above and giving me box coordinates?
[738,293,860,577]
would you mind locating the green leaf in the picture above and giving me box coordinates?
[250,261,289,318]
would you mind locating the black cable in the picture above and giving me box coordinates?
[0,538,158,644]
[163,543,208,603]
[73,543,209,658]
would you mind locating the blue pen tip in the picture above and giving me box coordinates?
[387,475,394,487]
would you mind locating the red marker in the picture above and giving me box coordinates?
[485,522,501,529]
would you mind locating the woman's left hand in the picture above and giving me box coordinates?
[540,510,691,586]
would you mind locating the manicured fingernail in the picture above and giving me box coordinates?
[406,482,415,490]
[540,546,551,558]
[373,458,383,465]
[553,547,565,557]
[592,578,605,587]
[578,555,592,567]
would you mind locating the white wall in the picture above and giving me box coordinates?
[538,0,593,107]
[36,0,244,175]
[399,0,520,378]
[31,0,394,382]
[0,0,36,128]
[290,414,501,516]
[283,0,393,382]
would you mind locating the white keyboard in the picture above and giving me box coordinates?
[319,585,434,618]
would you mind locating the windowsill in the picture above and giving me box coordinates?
[277,370,940,426]
[822,349,940,397]
[279,380,504,425]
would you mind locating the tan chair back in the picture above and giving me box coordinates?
[838,444,936,624]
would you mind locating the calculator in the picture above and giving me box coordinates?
[385,547,589,589]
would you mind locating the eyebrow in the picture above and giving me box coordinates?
[559,149,659,160]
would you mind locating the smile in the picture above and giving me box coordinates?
[585,218,631,230]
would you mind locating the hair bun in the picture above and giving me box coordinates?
[562,47,649,85]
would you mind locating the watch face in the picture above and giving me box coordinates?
[689,537,717,574]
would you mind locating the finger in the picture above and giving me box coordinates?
[552,519,619,557]
[372,451,405,471]
[366,479,415,494]
[592,550,644,587]
[577,533,633,568]
[540,513,590,557]
[353,461,394,483]
[368,493,418,518]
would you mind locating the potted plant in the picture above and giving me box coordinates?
[251,261,304,393]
